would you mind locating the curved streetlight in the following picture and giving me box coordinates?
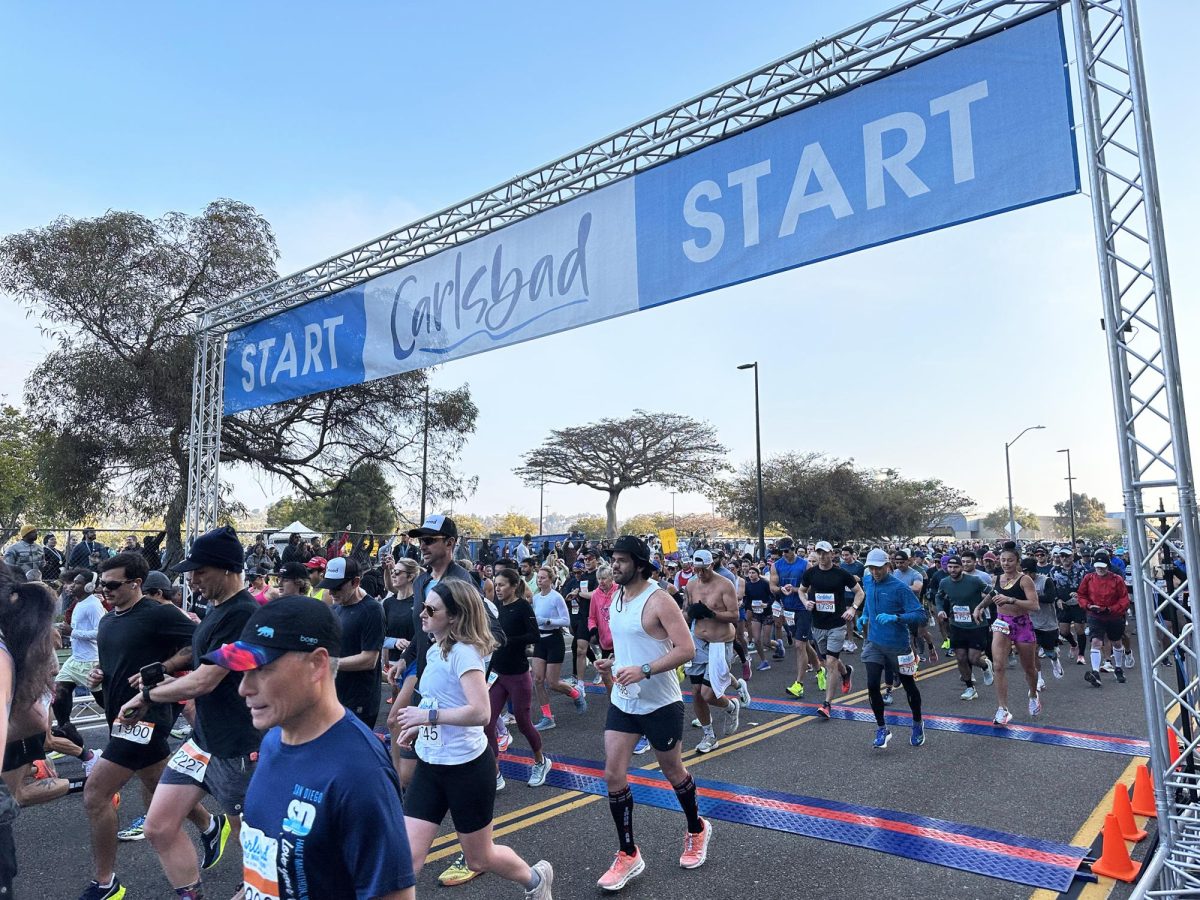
[737,362,766,561]
[1005,425,1045,541]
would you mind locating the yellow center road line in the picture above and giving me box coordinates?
[1027,755,1149,900]
[427,660,959,862]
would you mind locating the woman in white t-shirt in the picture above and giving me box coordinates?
[397,580,554,898]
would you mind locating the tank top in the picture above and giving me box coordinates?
[995,573,1032,620]
[609,582,683,715]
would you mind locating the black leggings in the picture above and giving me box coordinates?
[51,682,102,747]
[865,662,921,727]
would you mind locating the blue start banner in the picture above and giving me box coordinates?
[225,12,1078,413]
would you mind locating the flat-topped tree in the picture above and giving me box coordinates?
[515,411,727,539]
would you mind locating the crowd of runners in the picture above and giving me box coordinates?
[0,513,1161,899]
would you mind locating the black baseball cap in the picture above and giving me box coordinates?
[776,538,795,552]
[203,595,341,671]
[611,535,651,563]
[407,514,458,539]
[277,562,308,581]
[174,526,245,573]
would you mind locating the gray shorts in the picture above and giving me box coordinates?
[813,625,847,658]
[158,749,256,816]
[861,641,910,675]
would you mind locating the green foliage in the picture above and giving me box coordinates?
[716,454,973,541]
[1053,492,1108,529]
[489,510,538,538]
[266,492,331,531]
[568,515,607,539]
[621,512,671,536]
[981,505,1041,534]
[327,463,396,535]
[1078,521,1121,542]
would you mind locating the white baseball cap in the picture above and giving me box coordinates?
[692,549,714,566]
[814,541,834,553]
[865,548,890,567]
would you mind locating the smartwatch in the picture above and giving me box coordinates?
[641,663,653,679]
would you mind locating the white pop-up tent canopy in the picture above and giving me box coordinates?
[269,520,321,551]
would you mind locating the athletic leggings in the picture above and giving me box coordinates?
[51,682,102,747]
[865,662,921,727]
[484,671,542,757]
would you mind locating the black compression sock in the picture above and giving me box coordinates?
[672,774,703,834]
[608,787,635,855]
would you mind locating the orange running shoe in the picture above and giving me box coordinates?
[679,818,712,869]
[111,793,120,810]
[597,849,645,892]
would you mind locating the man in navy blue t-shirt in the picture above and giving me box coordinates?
[206,596,414,900]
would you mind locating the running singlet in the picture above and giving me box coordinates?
[743,578,770,614]
[609,583,683,715]
[241,711,415,900]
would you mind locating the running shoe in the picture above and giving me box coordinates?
[633,736,650,754]
[1126,651,1135,666]
[816,669,827,692]
[1037,647,1045,658]
[747,641,757,651]
[47,750,66,760]
[31,759,51,780]
[1101,661,1116,673]
[695,733,718,754]
[77,879,126,900]
[597,849,645,892]
[982,657,995,686]
[690,718,702,728]
[592,672,604,685]
[171,724,192,740]
[574,695,588,714]
[679,818,712,869]
[1085,670,1103,688]
[741,661,752,681]
[911,720,925,746]
[940,638,951,650]
[528,756,552,788]
[534,716,556,731]
[772,642,785,660]
[501,712,516,726]
[841,664,853,694]
[525,860,554,900]
[960,685,979,701]
[1029,695,1042,717]
[83,749,101,777]
[201,813,231,870]
[1076,655,1086,665]
[817,702,831,719]
[724,698,740,736]
[786,681,804,698]
[843,640,858,653]
[496,772,506,791]
[1036,673,1046,692]
[737,678,751,706]
[873,727,892,749]
[757,661,772,672]
[117,816,146,842]
[882,688,894,706]
[1114,667,1127,684]
[439,852,481,887]
[497,731,513,753]
[993,707,1012,727]
[928,647,939,663]
[1051,657,1064,679]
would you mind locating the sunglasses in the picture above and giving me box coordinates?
[420,603,443,616]
[419,536,445,545]
[99,579,133,592]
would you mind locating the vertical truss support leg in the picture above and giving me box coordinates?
[185,330,226,550]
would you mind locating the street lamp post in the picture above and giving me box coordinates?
[420,385,430,522]
[738,362,766,561]
[670,491,677,529]
[1058,449,1076,549]
[1005,425,1045,542]
[539,469,545,537]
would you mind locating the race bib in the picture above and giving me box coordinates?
[241,823,281,900]
[898,652,918,676]
[815,593,836,613]
[991,619,1011,635]
[952,605,971,624]
[783,610,796,625]
[751,600,765,613]
[570,599,579,615]
[416,697,441,750]
[487,670,499,686]
[166,739,211,782]
[110,719,155,745]
[771,601,783,617]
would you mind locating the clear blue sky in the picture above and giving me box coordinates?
[2,2,1197,526]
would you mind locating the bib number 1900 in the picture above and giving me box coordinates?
[111,720,155,745]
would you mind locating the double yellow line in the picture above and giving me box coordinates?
[425,659,957,863]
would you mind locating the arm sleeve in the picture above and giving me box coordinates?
[336,766,416,898]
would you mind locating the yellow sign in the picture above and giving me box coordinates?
[659,528,678,554]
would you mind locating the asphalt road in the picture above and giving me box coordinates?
[15,640,1158,900]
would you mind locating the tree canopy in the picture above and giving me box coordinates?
[489,510,538,538]
[514,411,727,538]
[981,505,1041,535]
[1053,492,1108,531]
[1,202,477,565]
[716,453,973,542]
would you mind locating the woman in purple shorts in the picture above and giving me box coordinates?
[972,542,1040,726]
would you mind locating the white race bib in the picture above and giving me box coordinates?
[815,593,836,613]
[111,719,155,745]
[487,670,499,686]
[166,739,211,782]
[783,610,796,625]
[415,697,441,751]
[898,652,918,676]
[952,605,971,624]
[241,823,281,900]
[771,601,783,617]
[751,600,765,613]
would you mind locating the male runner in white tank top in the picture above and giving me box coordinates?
[594,536,710,892]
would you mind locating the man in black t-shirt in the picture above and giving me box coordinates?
[79,552,197,900]
[321,556,385,728]
[119,527,262,898]
[799,542,864,718]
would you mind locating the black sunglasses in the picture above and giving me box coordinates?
[420,603,443,616]
[419,536,446,545]
[99,579,133,592]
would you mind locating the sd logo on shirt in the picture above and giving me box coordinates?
[282,800,316,837]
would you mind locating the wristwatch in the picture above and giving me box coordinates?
[142,686,153,704]
[641,663,653,679]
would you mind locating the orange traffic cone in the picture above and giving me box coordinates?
[1165,725,1181,769]
[1112,784,1147,841]
[1091,813,1141,882]
[1131,764,1157,817]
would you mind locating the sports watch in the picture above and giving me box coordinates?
[641,663,653,679]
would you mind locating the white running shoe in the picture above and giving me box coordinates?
[1101,661,1116,673]
[736,678,751,706]
[724,698,741,736]
[83,749,102,777]
[1036,673,1046,692]
[1051,657,1064,679]
[982,657,995,686]
[528,756,552,788]
[960,686,979,701]
[695,733,719,754]
[993,707,1012,726]
[1028,695,1042,717]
